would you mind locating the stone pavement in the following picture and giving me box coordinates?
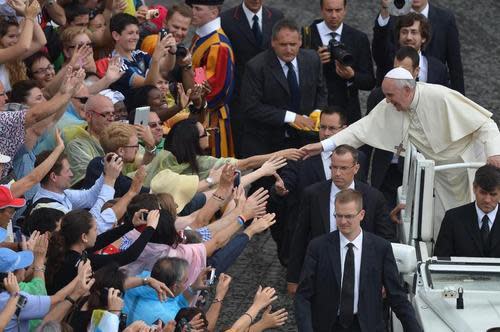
[150,0,500,330]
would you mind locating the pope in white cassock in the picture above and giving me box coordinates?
[302,67,500,230]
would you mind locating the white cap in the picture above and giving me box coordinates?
[99,89,125,105]
[385,67,414,80]
[0,154,10,164]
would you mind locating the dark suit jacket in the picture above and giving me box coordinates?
[287,180,395,283]
[372,4,464,93]
[305,21,375,124]
[239,48,327,156]
[294,231,422,332]
[434,202,500,257]
[220,5,283,96]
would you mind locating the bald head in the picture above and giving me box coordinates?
[85,95,115,134]
[85,94,113,112]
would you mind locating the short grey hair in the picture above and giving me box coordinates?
[393,78,416,90]
[151,257,189,287]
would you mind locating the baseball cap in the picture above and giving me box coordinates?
[0,186,26,209]
[0,248,34,272]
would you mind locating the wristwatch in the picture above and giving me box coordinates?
[206,177,215,188]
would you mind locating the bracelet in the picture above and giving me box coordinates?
[212,193,225,202]
[65,296,76,305]
[34,266,46,272]
[212,298,223,303]
[25,17,35,22]
[11,292,20,298]
[237,215,246,226]
[145,145,157,154]
[142,277,149,286]
[243,312,253,323]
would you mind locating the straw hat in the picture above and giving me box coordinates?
[150,169,199,213]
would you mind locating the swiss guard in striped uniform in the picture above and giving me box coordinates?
[188,0,235,157]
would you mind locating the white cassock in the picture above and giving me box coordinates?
[321,82,500,233]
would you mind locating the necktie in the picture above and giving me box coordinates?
[286,62,301,113]
[481,215,490,255]
[330,31,339,42]
[252,15,263,46]
[339,243,354,328]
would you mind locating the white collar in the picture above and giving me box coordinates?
[475,202,498,223]
[331,179,355,195]
[277,56,298,69]
[412,2,429,18]
[195,17,221,38]
[321,151,332,161]
[317,21,344,39]
[242,2,262,23]
[339,229,363,250]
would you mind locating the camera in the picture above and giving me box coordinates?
[146,9,159,20]
[328,39,354,67]
[175,44,188,59]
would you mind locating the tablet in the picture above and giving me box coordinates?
[134,106,150,126]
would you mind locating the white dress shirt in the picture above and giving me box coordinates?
[241,2,262,30]
[339,230,363,314]
[195,17,221,38]
[316,21,343,46]
[329,181,356,232]
[418,51,428,82]
[277,57,300,123]
[476,202,498,231]
[322,151,332,180]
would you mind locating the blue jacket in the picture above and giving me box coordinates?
[123,271,188,325]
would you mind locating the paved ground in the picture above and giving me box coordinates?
[153,1,500,330]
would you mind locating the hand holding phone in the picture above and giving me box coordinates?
[194,67,207,85]
[233,170,241,188]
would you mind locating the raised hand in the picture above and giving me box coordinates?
[214,273,232,301]
[104,56,124,83]
[25,0,41,19]
[146,209,160,229]
[252,286,278,311]
[259,306,288,329]
[103,153,124,181]
[107,287,124,312]
[3,272,20,296]
[54,128,65,150]
[246,213,276,236]
[7,0,26,16]
[275,148,306,161]
[273,172,289,196]
[258,155,287,177]
[130,166,147,195]
[134,124,155,150]
[243,188,269,220]
[176,83,192,109]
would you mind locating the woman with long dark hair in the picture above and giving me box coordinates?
[144,118,301,185]
[45,208,159,294]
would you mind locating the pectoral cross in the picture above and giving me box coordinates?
[394,142,406,157]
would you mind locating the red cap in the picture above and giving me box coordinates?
[149,5,168,32]
[0,186,26,209]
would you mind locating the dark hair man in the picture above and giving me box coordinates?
[435,165,500,257]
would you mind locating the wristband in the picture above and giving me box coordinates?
[65,296,76,305]
[145,145,157,154]
[237,215,246,225]
[34,266,46,272]
[212,298,223,304]
[142,277,149,286]
[212,193,225,202]
[243,312,253,323]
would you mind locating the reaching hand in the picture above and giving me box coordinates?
[112,0,128,14]
[146,209,160,229]
[32,232,49,261]
[7,0,26,16]
[3,272,20,296]
[107,288,124,312]
[259,155,287,176]
[192,267,211,291]
[130,166,147,194]
[214,273,232,300]
[252,286,278,311]
[146,277,174,301]
[217,163,236,189]
[275,148,306,161]
[243,188,269,220]
[105,56,124,83]
[67,44,93,70]
[134,125,155,150]
[390,203,406,224]
[293,115,315,131]
[273,172,289,196]
[487,155,500,168]
[300,142,323,159]
[60,67,86,96]
[258,306,288,329]
[177,83,191,109]
[54,128,65,150]
[103,153,124,180]
[25,0,41,19]
[247,213,276,235]
[207,164,223,186]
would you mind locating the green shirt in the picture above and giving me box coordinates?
[20,277,47,332]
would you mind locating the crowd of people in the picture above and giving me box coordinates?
[0,0,499,330]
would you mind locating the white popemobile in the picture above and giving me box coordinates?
[390,143,500,332]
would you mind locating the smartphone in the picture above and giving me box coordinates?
[207,268,216,285]
[233,170,241,188]
[141,212,148,221]
[81,251,88,264]
[159,28,168,40]
[194,67,207,85]
[134,106,150,126]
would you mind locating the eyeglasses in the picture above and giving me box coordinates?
[32,64,55,75]
[330,164,357,172]
[124,145,139,149]
[89,110,115,120]
[68,42,94,49]
[334,210,361,221]
[72,96,89,104]
[148,121,162,129]
[0,92,6,97]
